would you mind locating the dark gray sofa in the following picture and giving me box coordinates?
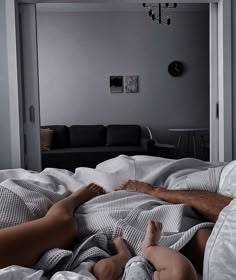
[41,124,154,172]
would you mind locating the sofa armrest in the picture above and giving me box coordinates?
[140,138,155,154]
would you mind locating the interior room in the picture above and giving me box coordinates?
[37,3,210,170]
[0,0,235,279]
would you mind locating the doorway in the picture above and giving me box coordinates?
[37,3,210,166]
[15,0,232,171]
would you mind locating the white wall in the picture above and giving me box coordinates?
[0,0,12,169]
[37,11,209,144]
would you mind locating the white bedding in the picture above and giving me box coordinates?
[0,155,233,280]
[0,266,203,280]
[203,161,236,280]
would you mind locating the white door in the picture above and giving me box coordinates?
[19,4,41,171]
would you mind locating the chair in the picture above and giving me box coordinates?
[146,126,177,158]
[199,134,209,161]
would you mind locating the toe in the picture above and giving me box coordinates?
[91,185,100,192]
[90,183,97,189]
[147,220,155,231]
[100,187,106,194]
[93,185,105,194]
[154,221,161,230]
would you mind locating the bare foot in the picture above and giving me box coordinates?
[142,220,162,256]
[71,183,106,206]
[115,180,156,194]
[92,238,131,280]
[46,183,105,219]
[143,221,197,280]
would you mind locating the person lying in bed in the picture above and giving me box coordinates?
[115,179,233,274]
[0,181,232,280]
[93,179,233,280]
[0,183,197,280]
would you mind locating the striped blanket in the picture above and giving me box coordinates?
[0,155,225,277]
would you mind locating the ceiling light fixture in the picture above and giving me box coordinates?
[142,3,177,25]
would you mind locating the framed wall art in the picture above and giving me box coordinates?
[110,76,123,93]
[125,75,139,93]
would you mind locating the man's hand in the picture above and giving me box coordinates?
[115,180,162,196]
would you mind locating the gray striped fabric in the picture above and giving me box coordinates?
[0,156,226,273]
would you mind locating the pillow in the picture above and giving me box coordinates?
[69,125,106,147]
[106,125,141,146]
[41,125,69,148]
[40,128,54,151]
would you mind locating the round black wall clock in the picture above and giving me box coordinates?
[168,61,184,77]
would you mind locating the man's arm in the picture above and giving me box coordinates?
[152,188,232,223]
[115,180,233,223]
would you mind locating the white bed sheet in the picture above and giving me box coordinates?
[0,155,235,280]
[203,161,236,280]
[0,264,203,280]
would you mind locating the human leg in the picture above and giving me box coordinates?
[44,183,106,248]
[92,238,131,280]
[180,227,212,273]
[143,221,197,280]
[0,183,105,268]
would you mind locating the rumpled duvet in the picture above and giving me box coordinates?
[0,155,234,280]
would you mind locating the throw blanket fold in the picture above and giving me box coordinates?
[0,155,226,274]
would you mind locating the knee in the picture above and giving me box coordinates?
[92,259,117,280]
[170,259,197,280]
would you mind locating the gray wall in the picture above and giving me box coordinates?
[0,0,12,169]
[233,1,236,159]
[37,11,209,144]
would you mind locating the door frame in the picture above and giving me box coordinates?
[6,0,232,168]
[18,4,42,172]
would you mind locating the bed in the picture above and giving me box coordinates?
[0,155,235,280]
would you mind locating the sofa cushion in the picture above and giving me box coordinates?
[69,125,106,147]
[106,125,141,146]
[41,125,69,149]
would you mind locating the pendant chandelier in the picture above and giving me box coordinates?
[142,3,177,25]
